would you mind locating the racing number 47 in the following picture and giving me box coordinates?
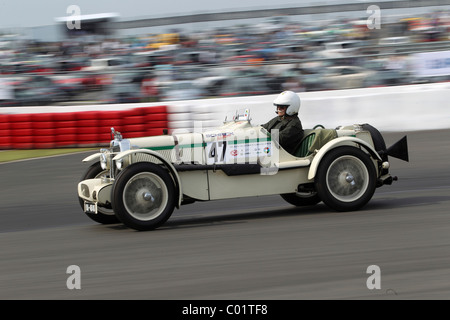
[208,141,227,163]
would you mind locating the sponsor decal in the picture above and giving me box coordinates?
[205,132,234,140]
[206,140,271,165]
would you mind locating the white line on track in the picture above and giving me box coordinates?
[0,151,93,165]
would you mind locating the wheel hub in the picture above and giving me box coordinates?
[142,191,154,202]
[345,173,356,186]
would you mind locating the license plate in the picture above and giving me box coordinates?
[84,202,97,214]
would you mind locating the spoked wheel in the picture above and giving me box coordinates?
[280,192,321,206]
[315,147,377,211]
[112,162,176,231]
[78,162,120,224]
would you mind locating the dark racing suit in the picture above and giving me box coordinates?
[262,114,304,155]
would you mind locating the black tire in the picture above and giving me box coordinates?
[315,147,377,211]
[280,192,321,206]
[78,162,120,224]
[112,162,176,231]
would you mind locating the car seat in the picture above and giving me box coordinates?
[293,128,337,158]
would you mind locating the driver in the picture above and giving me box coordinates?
[262,91,304,154]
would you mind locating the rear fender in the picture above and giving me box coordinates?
[113,149,183,208]
[307,137,381,180]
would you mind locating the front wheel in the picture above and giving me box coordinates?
[112,162,176,231]
[315,147,377,211]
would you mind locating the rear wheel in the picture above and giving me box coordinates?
[78,162,120,224]
[112,163,176,231]
[315,147,376,211]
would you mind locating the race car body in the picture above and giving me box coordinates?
[77,109,408,231]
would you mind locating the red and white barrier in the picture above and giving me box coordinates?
[0,106,169,150]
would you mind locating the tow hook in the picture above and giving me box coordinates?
[377,175,398,187]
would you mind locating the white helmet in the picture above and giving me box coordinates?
[273,91,301,116]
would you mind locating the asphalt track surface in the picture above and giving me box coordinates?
[0,129,449,300]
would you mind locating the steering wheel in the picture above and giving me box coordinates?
[313,124,325,129]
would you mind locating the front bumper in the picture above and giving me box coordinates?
[78,178,113,207]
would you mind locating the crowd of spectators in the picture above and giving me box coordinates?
[1,9,450,106]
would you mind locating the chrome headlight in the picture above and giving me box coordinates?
[116,158,123,170]
[100,153,108,170]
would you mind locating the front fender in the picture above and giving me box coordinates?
[82,153,102,162]
[307,137,381,180]
[113,149,183,208]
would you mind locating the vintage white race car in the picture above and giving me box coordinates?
[77,110,408,231]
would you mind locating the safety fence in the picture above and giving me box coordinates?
[0,105,168,149]
[2,81,450,150]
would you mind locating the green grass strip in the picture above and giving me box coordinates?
[0,148,96,163]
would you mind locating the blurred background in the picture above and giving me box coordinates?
[1,0,450,107]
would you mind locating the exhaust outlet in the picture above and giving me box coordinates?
[380,136,409,162]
